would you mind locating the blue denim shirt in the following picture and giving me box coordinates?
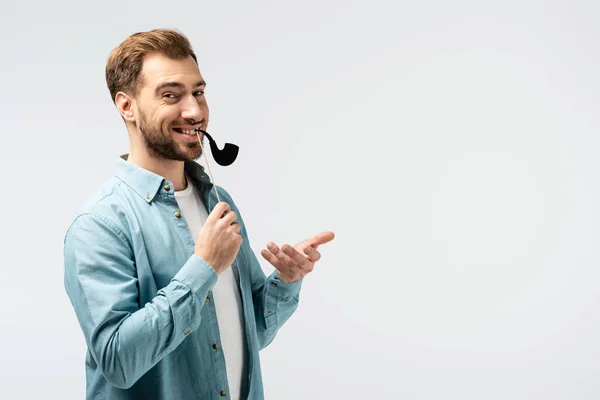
[63,155,302,399]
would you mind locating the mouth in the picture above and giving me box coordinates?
[172,127,199,136]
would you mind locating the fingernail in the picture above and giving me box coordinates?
[267,243,274,249]
[304,247,312,253]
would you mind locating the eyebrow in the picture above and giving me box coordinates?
[154,80,206,95]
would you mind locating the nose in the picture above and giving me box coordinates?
[180,95,204,121]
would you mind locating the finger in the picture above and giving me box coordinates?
[312,231,335,248]
[260,249,283,270]
[265,243,299,272]
[266,242,288,261]
[217,213,237,230]
[282,244,313,270]
[207,202,231,223]
[261,246,297,276]
[303,246,321,262]
[223,210,237,224]
[301,231,335,250]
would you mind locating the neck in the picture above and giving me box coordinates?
[127,141,188,191]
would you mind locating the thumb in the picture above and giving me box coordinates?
[307,231,335,249]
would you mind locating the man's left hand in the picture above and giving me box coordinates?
[260,231,335,284]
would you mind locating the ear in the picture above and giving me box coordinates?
[115,92,136,123]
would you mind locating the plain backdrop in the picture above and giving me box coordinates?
[1,0,600,399]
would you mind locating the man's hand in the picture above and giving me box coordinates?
[195,202,243,274]
[260,231,335,284]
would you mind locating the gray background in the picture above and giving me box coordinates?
[1,0,600,399]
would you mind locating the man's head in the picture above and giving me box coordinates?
[106,28,208,161]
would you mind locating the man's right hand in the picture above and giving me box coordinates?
[194,202,243,274]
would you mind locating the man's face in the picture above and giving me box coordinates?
[133,54,209,161]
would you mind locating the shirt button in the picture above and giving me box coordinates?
[270,282,278,287]
[184,330,190,335]
[174,211,181,218]
[164,184,171,191]
[220,390,227,397]
[146,194,152,200]
[206,297,210,302]
[213,343,219,349]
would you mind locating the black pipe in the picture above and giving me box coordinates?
[194,129,239,166]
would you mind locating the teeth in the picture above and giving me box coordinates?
[176,129,198,135]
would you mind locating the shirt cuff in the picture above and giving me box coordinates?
[266,270,303,299]
[173,254,218,301]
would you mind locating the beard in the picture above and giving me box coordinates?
[138,109,204,161]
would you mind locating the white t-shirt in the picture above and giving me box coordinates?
[174,178,246,399]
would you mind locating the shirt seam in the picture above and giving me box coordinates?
[74,183,131,248]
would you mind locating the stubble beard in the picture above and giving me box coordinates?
[138,109,204,162]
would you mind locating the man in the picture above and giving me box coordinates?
[63,28,335,400]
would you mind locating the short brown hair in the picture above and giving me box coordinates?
[105,28,198,102]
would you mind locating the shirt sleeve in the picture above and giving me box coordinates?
[247,248,303,349]
[63,212,218,389]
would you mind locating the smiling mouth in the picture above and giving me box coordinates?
[173,128,199,135]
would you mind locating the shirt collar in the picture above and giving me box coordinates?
[115,154,213,203]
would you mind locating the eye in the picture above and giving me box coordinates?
[163,93,178,99]
[194,90,205,97]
